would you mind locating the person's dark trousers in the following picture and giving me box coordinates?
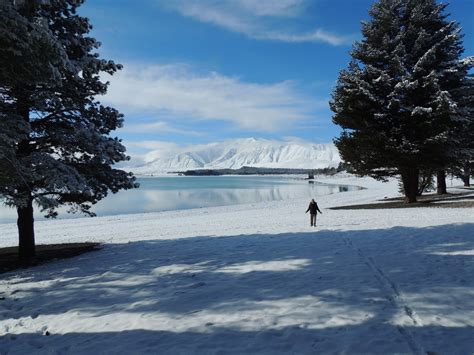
[310,213,317,226]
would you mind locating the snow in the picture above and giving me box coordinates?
[0,175,473,354]
[126,138,341,174]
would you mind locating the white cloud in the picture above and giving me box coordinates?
[122,121,203,136]
[160,0,352,46]
[104,63,317,132]
[126,140,180,151]
[256,29,352,46]
[236,0,305,17]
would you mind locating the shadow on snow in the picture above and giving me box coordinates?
[1,223,473,353]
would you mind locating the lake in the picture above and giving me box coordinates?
[0,176,358,224]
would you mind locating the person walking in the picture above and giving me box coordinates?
[305,198,322,227]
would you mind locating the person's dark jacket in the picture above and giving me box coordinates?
[306,201,322,215]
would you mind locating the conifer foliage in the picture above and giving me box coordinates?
[331,0,474,202]
[0,0,137,259]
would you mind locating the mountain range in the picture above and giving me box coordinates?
[127,138,341,174]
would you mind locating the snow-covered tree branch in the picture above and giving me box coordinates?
[0,0,138,259]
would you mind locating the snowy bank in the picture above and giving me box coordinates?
[0,176,473,354]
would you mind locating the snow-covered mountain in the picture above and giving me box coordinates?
[127,138,341,174]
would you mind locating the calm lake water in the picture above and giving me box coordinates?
[0,176,358,224]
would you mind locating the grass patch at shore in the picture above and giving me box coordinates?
[0,243,101,274]
[331,191,474,210]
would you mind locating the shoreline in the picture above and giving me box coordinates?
[0,174,357,226]
[1,175,470,248]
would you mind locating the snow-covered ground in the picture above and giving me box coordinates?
[0,175,473,354]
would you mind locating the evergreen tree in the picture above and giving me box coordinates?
[331,0,473,202]
[450,64,474,187]
[0,0,137,259]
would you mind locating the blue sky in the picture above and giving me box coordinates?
[78,0,474,158]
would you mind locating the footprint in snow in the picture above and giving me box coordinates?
[41,326,50,336]
[13,305,24,312]
[28,339,45,349]
[190,282,206,288]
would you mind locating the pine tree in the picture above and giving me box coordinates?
[450,65,474,187]
[330,0,473,202]
[0,0,137,259]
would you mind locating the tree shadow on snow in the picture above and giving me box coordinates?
[1,223,473,353]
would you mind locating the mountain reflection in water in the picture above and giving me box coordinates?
[0,176,359,223]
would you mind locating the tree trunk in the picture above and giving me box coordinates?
[14,90,35,260]
[436,170,447,194]
[463,175,470,187]
[462,163,471,187]
[17,196,35,260]
[401,168,419,203]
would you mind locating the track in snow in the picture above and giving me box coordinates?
[342,236,425,355]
